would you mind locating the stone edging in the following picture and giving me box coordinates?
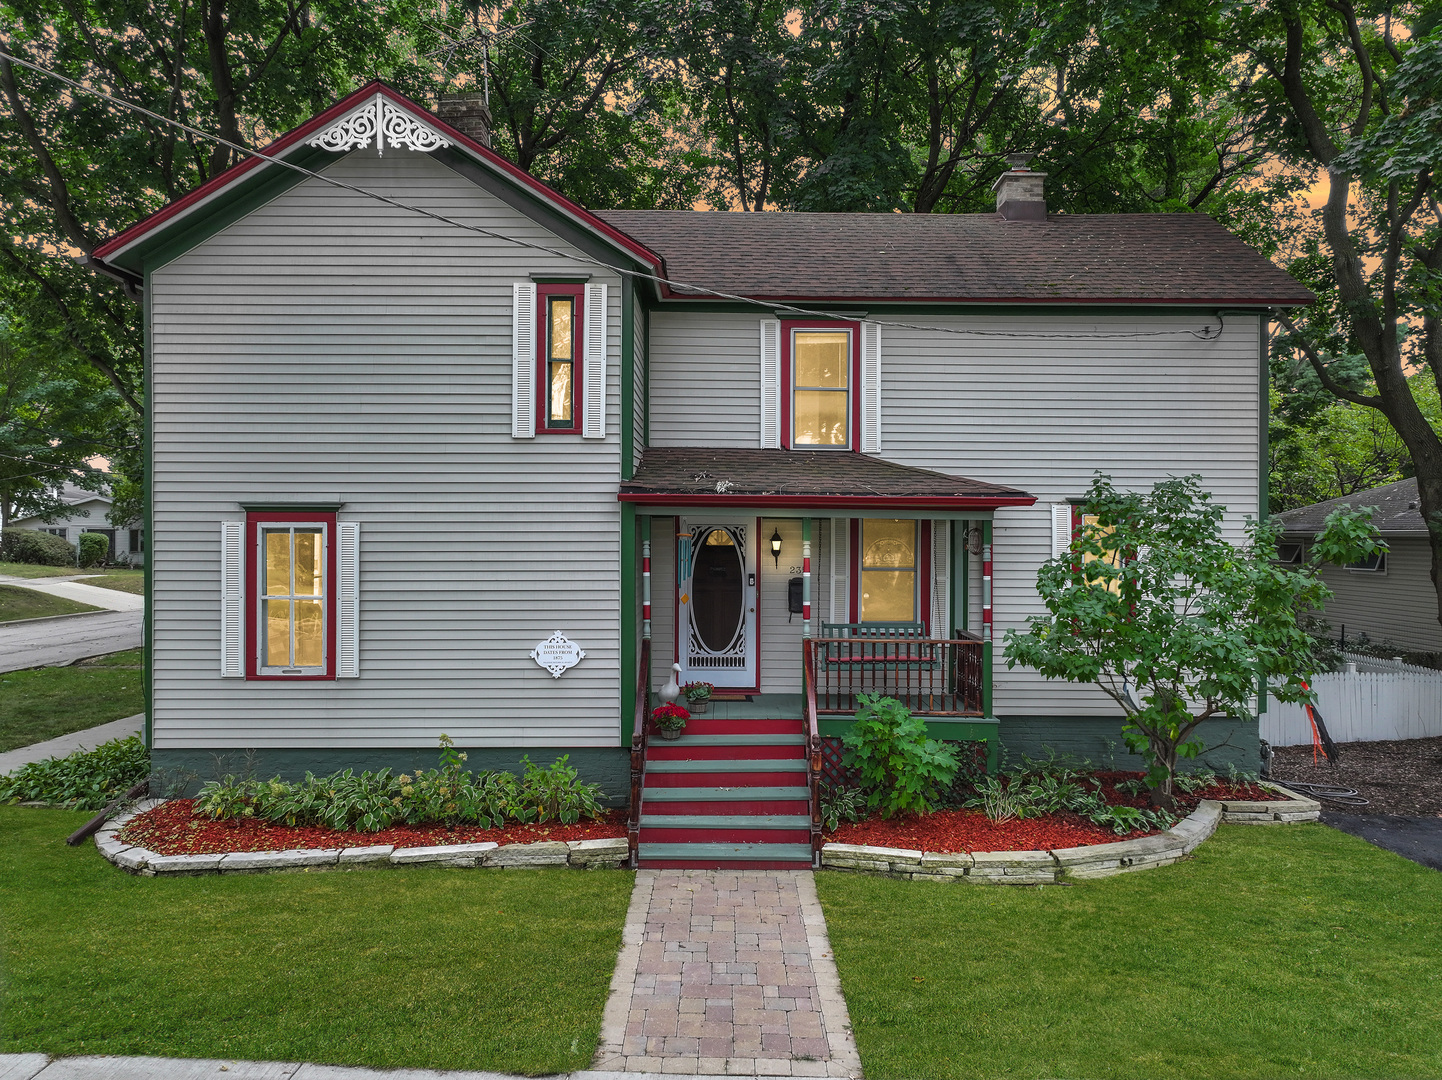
[820,783,1322,884]
[95,800,629,876]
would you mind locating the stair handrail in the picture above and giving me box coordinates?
[629,637,651,869]
[802,637,823,867]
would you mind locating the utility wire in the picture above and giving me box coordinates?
[0,47,1225,342]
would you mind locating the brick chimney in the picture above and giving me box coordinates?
[437,91,493,149]
[992,153,1046,221]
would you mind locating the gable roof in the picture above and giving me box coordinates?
[619,447,1035,510]
[91,83,663,279]
[596,210,1314,306]
[1273,478,1429,538]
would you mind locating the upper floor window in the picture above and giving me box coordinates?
[783,320,858,449]
[538,284,584,433]
[1347,551,1387,574]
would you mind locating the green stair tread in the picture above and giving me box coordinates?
[646,759,805,773]
[638,842,814,860]
[642,786,809,801]
[640,814,811,829]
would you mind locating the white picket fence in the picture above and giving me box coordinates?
[1263,668,1442,746]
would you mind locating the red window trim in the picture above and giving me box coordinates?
[536,283,585,435]
[780,319,861,451]
[849,518,931,630]
[245,511,338,681]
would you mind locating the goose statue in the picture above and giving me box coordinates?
[659,663,683,705]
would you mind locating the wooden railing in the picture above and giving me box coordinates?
[809,631,985,716]
[628,637,651,869]
[802,638,823,867]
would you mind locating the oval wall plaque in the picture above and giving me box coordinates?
[531,631,585,678]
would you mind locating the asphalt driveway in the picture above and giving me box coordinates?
[1324,811,1442,872]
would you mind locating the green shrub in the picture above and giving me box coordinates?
[194,736,606,833]
[841,694,960,817]
[0,527,76,566]
[0,735,148,810]
[965,755,1178,835]
[78,532,109,567]
[819,782,866,832]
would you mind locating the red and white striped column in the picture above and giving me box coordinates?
[642,533,652,641]
[801,518,812,637]
[982,522,993,643]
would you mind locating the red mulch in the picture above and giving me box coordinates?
[118,799,627,856]
[827,772,1285,854]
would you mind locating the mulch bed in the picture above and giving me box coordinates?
[828,771,1283,854]
[117,799,627,856]
[1272,736,1442,816]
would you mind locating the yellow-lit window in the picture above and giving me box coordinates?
[791,329,850,447]
[546,294,574,428]
[1077,511,1122,592]
[860,518,917,622]
[261,526,326,671]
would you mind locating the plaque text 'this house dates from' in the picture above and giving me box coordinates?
[530,631,585,678]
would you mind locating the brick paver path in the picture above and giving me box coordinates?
[593,870,862,1077]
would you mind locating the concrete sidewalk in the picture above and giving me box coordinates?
[0,1055,773,1080]
[0,714,143,775]
[0,575,145,612]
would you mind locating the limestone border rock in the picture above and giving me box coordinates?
[820,783,1319,884]
[94,801,632,877]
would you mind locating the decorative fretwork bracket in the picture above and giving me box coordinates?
[306,93,451,156]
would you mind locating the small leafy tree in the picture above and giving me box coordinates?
[1004,475,1381,808]
[841,694,959,817]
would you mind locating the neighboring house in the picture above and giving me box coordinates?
[1274,478,1442,653]
[10,484,145,566]
[90,83,1311,866]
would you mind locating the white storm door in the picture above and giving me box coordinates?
[678,517,759,689]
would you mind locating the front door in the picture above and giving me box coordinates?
[678,517,759,690]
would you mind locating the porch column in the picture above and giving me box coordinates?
[982,519,994,716]
[641,517,652,641]
[801,518,812,637]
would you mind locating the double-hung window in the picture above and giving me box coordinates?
[538,283,584,434]
[247,512,336,678]
[783,320,858,449]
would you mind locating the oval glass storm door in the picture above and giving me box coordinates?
[679,520,758,689]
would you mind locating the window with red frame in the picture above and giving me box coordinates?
[783,319,859,449]
[537,284,584,433]
[248,512,336,678]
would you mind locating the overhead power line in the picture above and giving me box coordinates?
[0,47,1225,342]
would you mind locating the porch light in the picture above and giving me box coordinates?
[770,528,783,566]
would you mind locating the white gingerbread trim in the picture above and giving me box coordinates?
[306,92,451,156]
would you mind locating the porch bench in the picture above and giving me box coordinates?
[817,622,940,671]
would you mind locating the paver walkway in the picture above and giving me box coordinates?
[594,870,862,1077]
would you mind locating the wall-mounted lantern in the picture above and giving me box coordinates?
[770,527,784,567]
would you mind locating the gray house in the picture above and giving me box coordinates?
[91,83,1312,867]
[10,484,144,566]
[1274,478,1442,654]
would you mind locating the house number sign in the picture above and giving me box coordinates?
[531,631,585,678]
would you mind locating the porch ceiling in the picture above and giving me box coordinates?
[619,447,1034,510]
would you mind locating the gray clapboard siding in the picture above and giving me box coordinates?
[649,515,678,687]
[633,290,646,464]
[646,310,1263,717]
[1313,537,1442,652]
[149,151,624,750]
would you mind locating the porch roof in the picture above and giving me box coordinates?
[619,447,1035,510]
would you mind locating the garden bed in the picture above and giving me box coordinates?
[119,798,627,855]
[828,771,1286,854]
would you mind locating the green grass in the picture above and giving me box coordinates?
[0,562,77,579]
[0,649,145,753]
[818,825,1442,1080]
[76,570,145,594]
[0,583,99,624]
[0,806,634,1074]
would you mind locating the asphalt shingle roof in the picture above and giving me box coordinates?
[595,210,1314,305]
[1273,478,1428,538]
[621,447,1033,504]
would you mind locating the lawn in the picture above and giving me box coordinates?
[0,806,634,1075]
[0,583,99,624]
[0,649,145,753]
[818,824,1442,1080]
[0,562,77,579]
[76,570,145,595]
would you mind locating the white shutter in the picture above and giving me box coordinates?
[760,319,781,449]
[860,321,881,453]
[1051,503,1073,557]
[512,282,537,439]
[930,521,949,638]
[219,521,244,677]
[336,521,360,678]
[583,282,608,438]
[830,517,847,622]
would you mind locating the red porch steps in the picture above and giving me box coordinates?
[637,716,814,869]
